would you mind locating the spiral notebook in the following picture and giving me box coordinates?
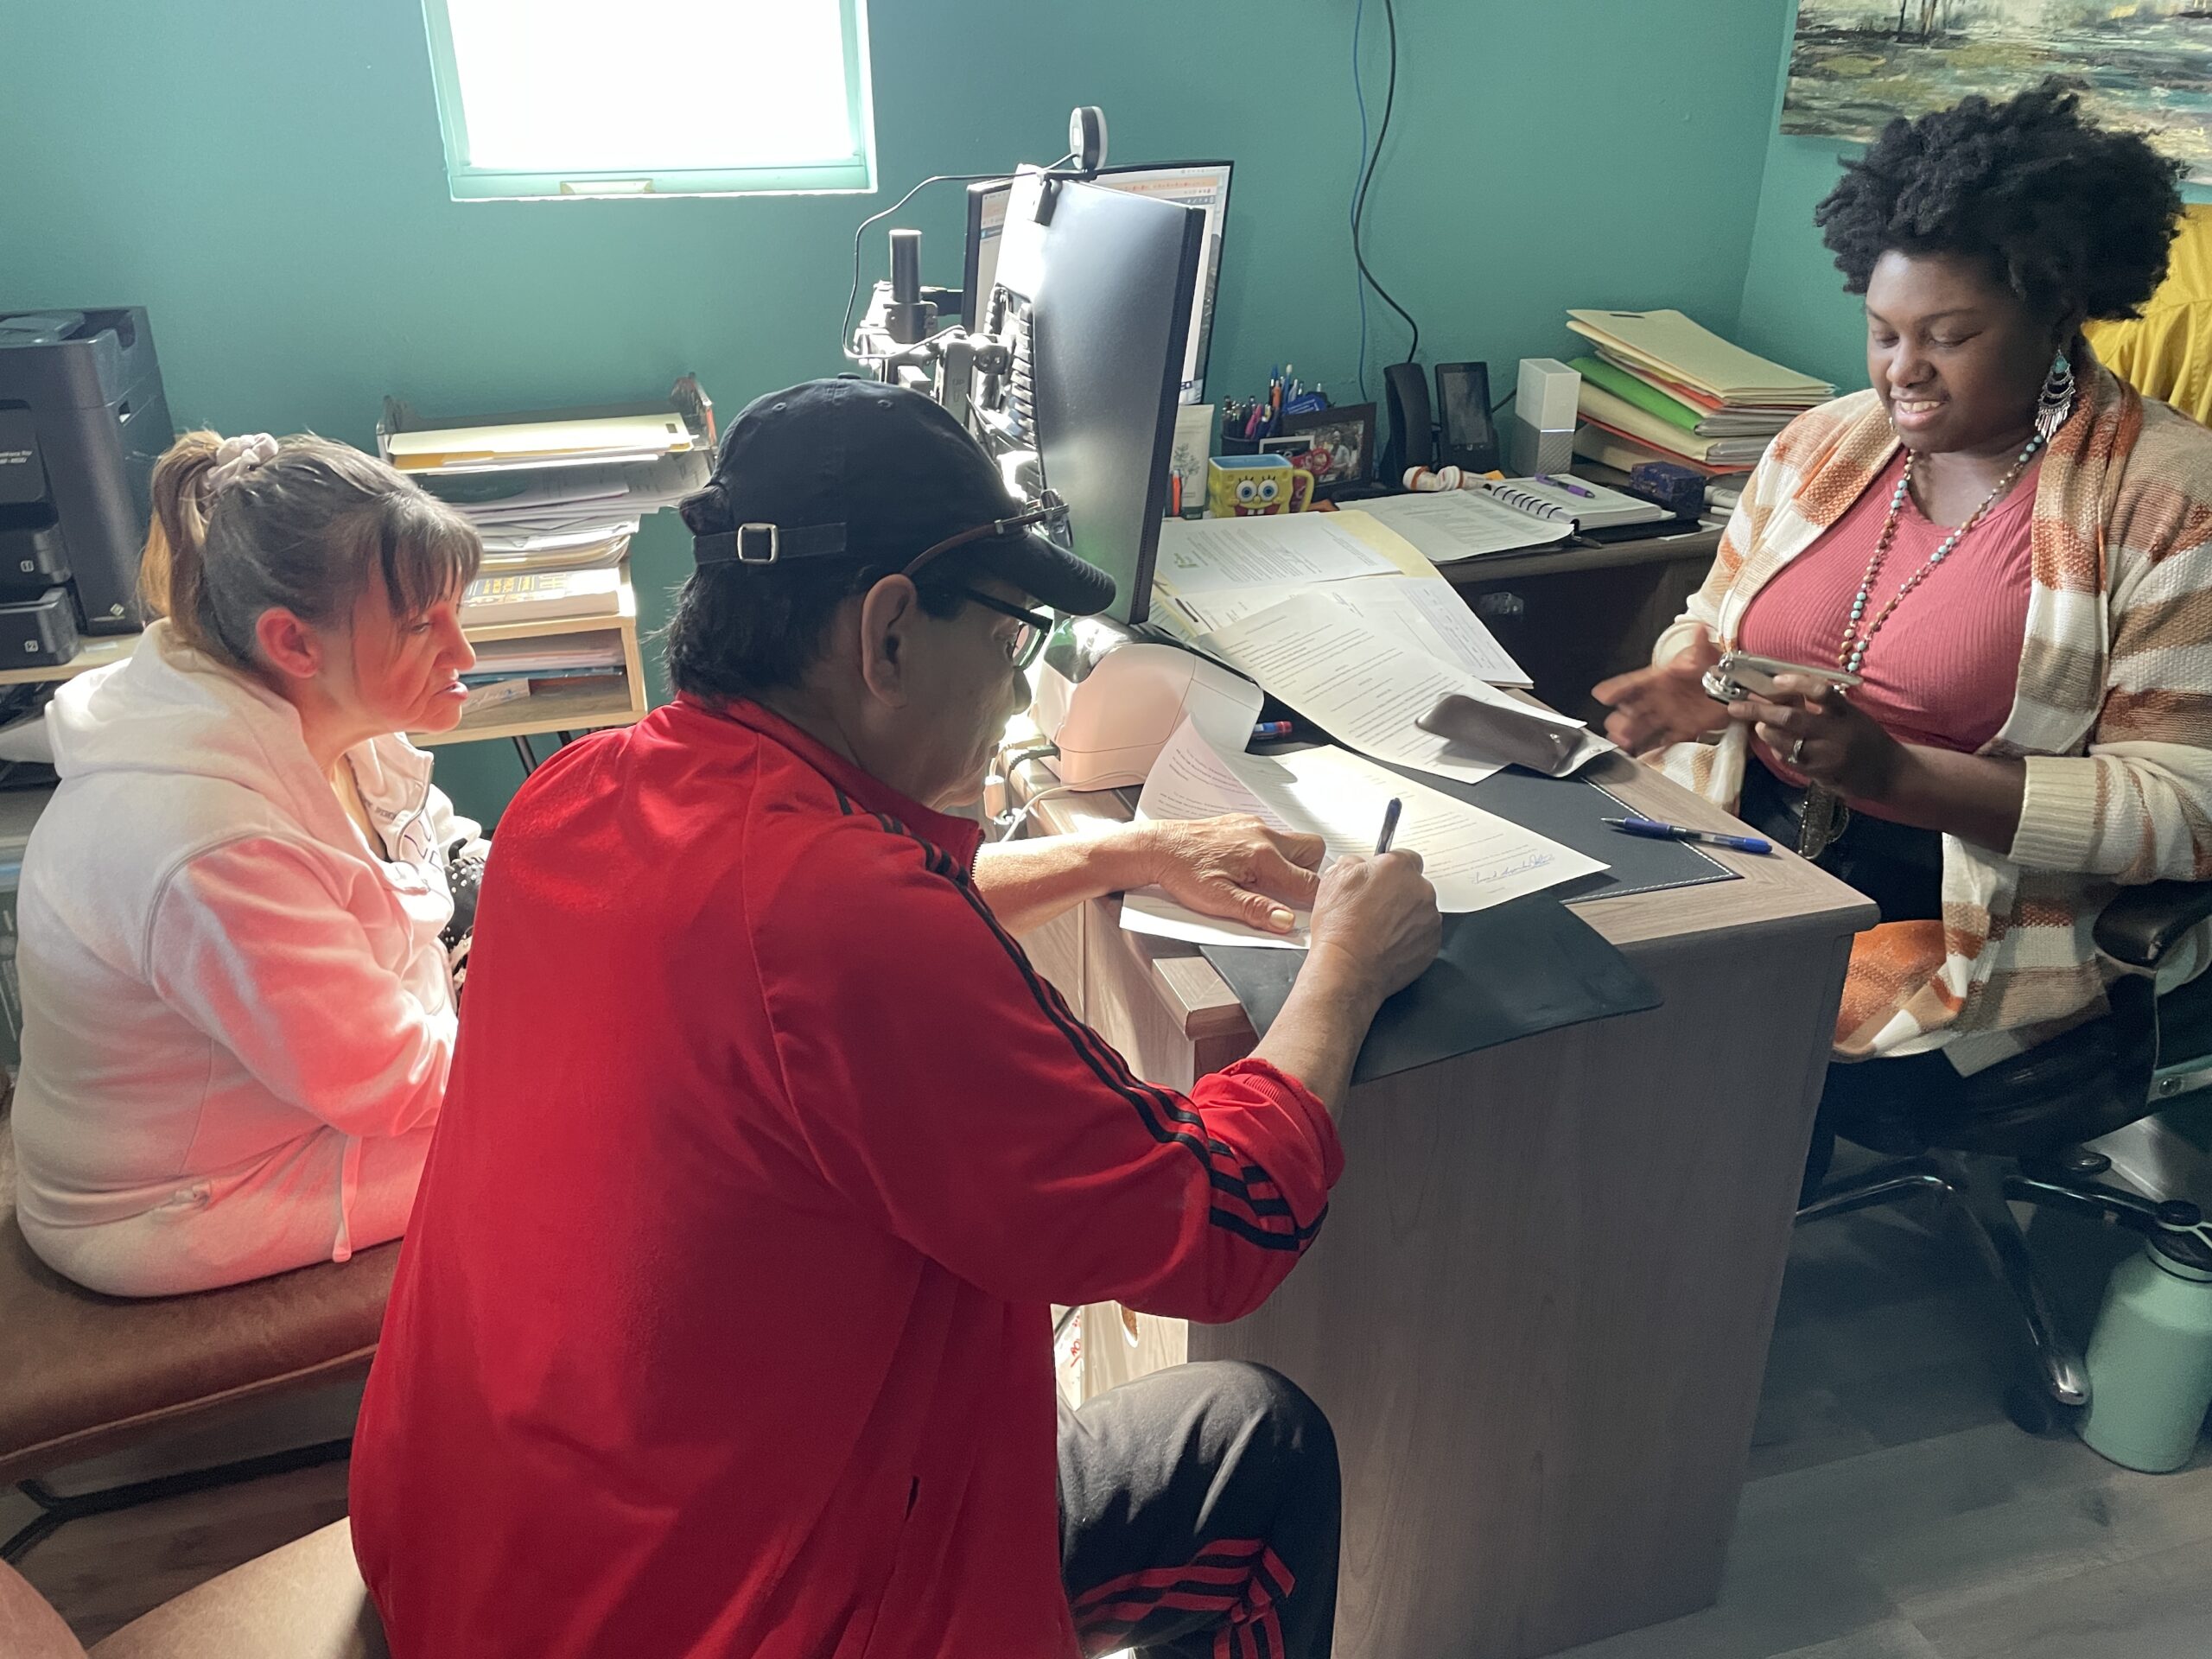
[1479,474,1667,533]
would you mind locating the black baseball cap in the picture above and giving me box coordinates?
[686,378,1116,618]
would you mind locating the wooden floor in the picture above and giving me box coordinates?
[1552,1183,2212,1659]
[9,1179,2209,1655]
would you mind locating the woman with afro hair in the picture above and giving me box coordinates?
[1595,80,2212,1192]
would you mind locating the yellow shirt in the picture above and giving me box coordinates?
[2085,202,2212,427]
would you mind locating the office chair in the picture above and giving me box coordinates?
[1796,879,2212,1432]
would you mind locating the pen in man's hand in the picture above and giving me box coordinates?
[1375,798,1402,855]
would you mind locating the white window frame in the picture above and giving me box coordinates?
[418,0,876,200]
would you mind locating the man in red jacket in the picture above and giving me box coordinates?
[351,380,1439,1659]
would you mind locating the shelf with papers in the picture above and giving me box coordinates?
[457,558,639,645]
[0,574,648,752]
[420,564,648,746]
[419,671,641,748]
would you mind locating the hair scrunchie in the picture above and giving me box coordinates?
[200,432,281,508]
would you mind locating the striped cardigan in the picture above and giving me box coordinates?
[1653,348,2212,1069]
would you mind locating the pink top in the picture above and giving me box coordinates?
[1739,449,2038,786]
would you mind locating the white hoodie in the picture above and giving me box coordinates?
[10,623,472,1296]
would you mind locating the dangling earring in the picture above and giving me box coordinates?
[2035,348,2077,446]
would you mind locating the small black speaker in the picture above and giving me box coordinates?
[1434,361,1499,474]
[1382,361,1433,486]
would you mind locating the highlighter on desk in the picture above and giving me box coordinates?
[1602,817,1771,855]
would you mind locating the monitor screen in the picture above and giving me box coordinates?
[964,162,1230,404]
[989,173,1204,628]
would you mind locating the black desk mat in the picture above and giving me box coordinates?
[1185,760,1723,1082]
[1203,893,1661,1085]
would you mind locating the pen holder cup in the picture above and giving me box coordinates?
[1207,455,1314,518]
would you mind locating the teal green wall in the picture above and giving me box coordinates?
[1733,2,1871,396]
[2,0,1788,823]
[1737,139,1872,398]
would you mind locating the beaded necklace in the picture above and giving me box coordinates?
[1791,433,2043,859]
[1836,434,2044,674]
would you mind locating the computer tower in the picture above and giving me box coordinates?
[0,308,175,634]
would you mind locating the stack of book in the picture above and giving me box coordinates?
[1563,309,1834,476]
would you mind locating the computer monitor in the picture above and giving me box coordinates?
[987,172,1204,629]
[963,161,1231,404]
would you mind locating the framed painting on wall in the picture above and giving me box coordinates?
[1783,3,2212,182]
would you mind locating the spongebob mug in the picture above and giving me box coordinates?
[1207,454,1314,518]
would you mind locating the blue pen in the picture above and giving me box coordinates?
[1602,817,1771,856]
[1535,473,1596,500]
[1375,798,1403,855]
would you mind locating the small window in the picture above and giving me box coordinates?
[419,0,875,200]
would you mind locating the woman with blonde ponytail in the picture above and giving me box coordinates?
[11,429,485,1295]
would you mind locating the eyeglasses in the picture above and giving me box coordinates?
[900,488,1066,671]
[925,583,1054,670]
[899,489,1071,582]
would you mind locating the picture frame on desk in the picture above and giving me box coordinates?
[1262,403,1376,500]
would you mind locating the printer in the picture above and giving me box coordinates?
[1030,616,1264,790]
[0,308,175,659]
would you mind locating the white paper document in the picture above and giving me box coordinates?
[1154,514,1398,594]
[1160,575,1529,688]
[1325,579,1530,687]
[1122,720,1605,949]
[1202,594,1589,788]
[1344,491,1573,563]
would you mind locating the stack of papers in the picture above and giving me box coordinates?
[464,635,625,683]
[1147,511,1616,791]
[384,409,710,574]
[385,412,696,475]
[1567,309,1834,406]
[1199,591,1596,789]
[1150,512,1531,686]
[1122,718,1605,950]
[1565,309,1834,474]
[1154,514,1399,592]
[1161,577,1529,688]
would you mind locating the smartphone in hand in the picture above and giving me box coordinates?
[1702,652,1863,705]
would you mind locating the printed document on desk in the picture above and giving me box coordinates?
[1204,593,1587,787]
[1163,574,1529,687]
[1344,491,1573,563]
[1154,514,1397,594]
[1121,718,1604,949]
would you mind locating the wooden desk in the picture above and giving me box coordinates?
[1014,752,1873,1659]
